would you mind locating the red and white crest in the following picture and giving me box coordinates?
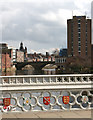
[3,98,11,106]
[43,97,50,105]
[62,96,69,104]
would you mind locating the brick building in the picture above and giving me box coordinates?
[0,43,13,71]
[2,53,12,70]
[67,16,92,67]
[91,45,93,66]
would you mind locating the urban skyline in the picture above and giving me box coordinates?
[0,14,93,75]
[0,0,93,54]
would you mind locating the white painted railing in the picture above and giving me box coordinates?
[0,74,93,112]
[0,74,93,85]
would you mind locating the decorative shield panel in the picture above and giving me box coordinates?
[3,98,11,106]
[43,97,50,105]
[62,96,69,104]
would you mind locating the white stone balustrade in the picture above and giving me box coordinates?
[0,74,93,112]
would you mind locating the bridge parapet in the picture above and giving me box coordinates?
[0,74,93,112]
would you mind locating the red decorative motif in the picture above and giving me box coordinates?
[3,98,11,106]
[62,96,69,104]
[43,97,50,105]
[3,106,7,110]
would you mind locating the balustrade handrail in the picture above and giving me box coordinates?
[0,74,93,90]
[0,74,92,78]
[0,74,93,86]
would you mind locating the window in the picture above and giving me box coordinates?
[72,42,73,46]
[78,43,81,46]
[78,33,80,37]
[78,47,81,51]
[86,33,87,37]
[86,25,87,29]
[85,42,87,47]
[71,33,73,37]
[78,38,81,41]
[71,21,73,29]
[86,22,87,32]
[71,48,73,51]
[71,52,73,56]
[79,51,81,55]
[63,59,64,63]
[86,52,87,55]
[71,46,73,51]
[71,28,73,32]
[86,47,87,51]
[78,24,80,28]
[86,29,87,32]
[78,29,80,32]
[78,19,80,23]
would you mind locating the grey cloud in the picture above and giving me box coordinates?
[1,0,91,53]
[2,2,67,42]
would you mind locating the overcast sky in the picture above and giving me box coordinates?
[0,0,92,54]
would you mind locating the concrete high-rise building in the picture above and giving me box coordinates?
[91,1,93,66]
[91,1,93,19]
[92,45,93,66]
[67,16,91,66]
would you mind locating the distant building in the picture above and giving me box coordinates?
[53,49,59,56]
[2,53,12,71]
[12,49,16,62]
[0,43,13,71]
[59,49,67,57]
[0,53,1,71]
[8,46,17,62]
[16,50,24,62]
[27,52,55,62]
[18,42,27,61]
[55,48,67,70]
[67,16,92,67]
[0,43,8,49]
[46,52,49,57]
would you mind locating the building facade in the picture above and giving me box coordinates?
[67,16,92,67]
[19,42,27,61]
[16,50,24,62]
[91,45,93,66]
[0,43,13,71]
[2,53,12,71]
